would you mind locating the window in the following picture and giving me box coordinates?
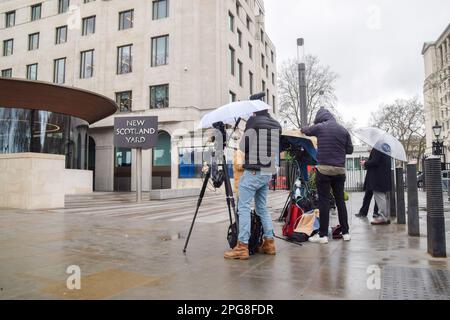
[260,29,264,43]
[272,72,275,85]
[153,0,169,20]
[1,69,12,77]
[58,0,70,14]
[354,158,361,171]
[151,35,169,66]
[119,10,133,30]
[229,91,236,103]
[31,4,42,21]
[116,91,132,112]
[265,42,268,55]
[28,33,39,51]
[266,89,269,104]
[53,58,66,84]
[246,15,250,30]
[261,54,265,68]
[228,11,234,32]
[82,16,96,35]
[26,64,38,80]
[248,43,253,59]
[80,50,94,78]
[229,46,235,76]
[150,84,169,109]
[271,50,274,63]
[3,39,13,56]
[266,65,268,78]
[238,60,243,87]
[262,80,266,100]
[272,95,276,112]
[249,71,254,95]
[237,29,242,47]
[346,158,353,171]
[117,44,132,74]
[5,11,15,28]
[236,2,241,17]
[115,148,132,167]
[56,26,67,44]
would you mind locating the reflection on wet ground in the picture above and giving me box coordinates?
[0,191,449,299]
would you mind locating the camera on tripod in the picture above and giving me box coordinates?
[210,121,228,189]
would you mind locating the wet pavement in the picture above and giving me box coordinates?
[0,190,449,300]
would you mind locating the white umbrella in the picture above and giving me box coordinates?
[353,127,407,162]
[199,100,270,129]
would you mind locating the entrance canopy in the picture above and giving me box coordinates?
[0,78,117,124]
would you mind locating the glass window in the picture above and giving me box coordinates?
[261,54,265,68]
[58,0,70,14]
[3,39,13,56]
[53,58,66,84]
[228,11,234,32]
[115,148,132,167]
[272,72,275,85]
[119,10,133,30]
[26,64,38,80]
[116,91,132,112]
[151,35,169,66]
[248,42,253,59]
[246,15,250,30]
[28,33,39,51]
[82,16,96,35]
[266,65,268,78]
[272,95,276,112]
[262,80,266,101]
[1,69,12,77]
[271,50,274,63]
[31,4,42,21]
[238,60,243,87]
[229,91,236,103]
[260,29,264,43]
[229,46,235,76]
[249,71,254,95]
[150,84,169,109]
[117,44,132,74]
[153,132,171,166]
[153,0,168,20]
[346,158,354,171]
[354,158,361,171]
[5,11,15,28]
[237,29,242,47]
[56,25,67,44]
[80,50,94,79]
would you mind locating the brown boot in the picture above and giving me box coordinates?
[224,242,249,260]
[258,237,276,255]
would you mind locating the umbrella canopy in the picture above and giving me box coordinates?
[199,100,270,129]
[353,127,407,162]
[281,130,318,165]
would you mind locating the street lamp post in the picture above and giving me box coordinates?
[432,121,445,165]
[297,38,307,127]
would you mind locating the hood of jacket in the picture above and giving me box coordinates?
[314,108,335,124]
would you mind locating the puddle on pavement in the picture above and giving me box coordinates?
[159,233,183,241]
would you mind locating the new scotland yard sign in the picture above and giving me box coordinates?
[114,116,158,149]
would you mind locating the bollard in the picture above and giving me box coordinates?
[425,156,447,258]
[407,163,420,237]
[396,167,406,224]
[390,168,397,218]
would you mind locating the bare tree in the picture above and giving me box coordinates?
[370,97,426,163]
[278,55,339,128]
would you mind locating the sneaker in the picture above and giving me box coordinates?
[308,233,328,244]
[372,213,381,219]
[342,233,351,241]
[371,217,390,225]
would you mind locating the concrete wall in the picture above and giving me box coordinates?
[0,153,65,209]
[64,169,93,194]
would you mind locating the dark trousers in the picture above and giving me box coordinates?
[317,172,349,237]
[359,190,379,216]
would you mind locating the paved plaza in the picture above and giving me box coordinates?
[0,190,449,300]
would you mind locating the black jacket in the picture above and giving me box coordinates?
[240,112,282,172]
[302,108,353,168]
[363,149,392,192]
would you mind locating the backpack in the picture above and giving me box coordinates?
[227,209,264,255]
[282,201,303,238]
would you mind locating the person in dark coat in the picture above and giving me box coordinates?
[355,152,379,219]
[362,148,392,225]
[301,108,354,243]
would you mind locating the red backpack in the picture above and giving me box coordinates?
[282,202,304,238]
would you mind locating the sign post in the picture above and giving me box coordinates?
[114,116,158,202]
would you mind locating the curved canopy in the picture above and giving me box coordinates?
[0,78,117,124]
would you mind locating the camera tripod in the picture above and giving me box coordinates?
[183,125,238,253]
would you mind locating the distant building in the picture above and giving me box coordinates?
[422,23,450,163]
[0,0,277,192]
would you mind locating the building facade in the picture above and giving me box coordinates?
[422,23,450,163]
[0,0,277,192]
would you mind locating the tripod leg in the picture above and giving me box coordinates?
[183,170,211,253]
[278,193,291,222]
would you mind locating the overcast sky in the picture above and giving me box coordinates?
[264,0,450,125]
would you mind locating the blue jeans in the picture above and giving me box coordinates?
[237,170,274,244]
